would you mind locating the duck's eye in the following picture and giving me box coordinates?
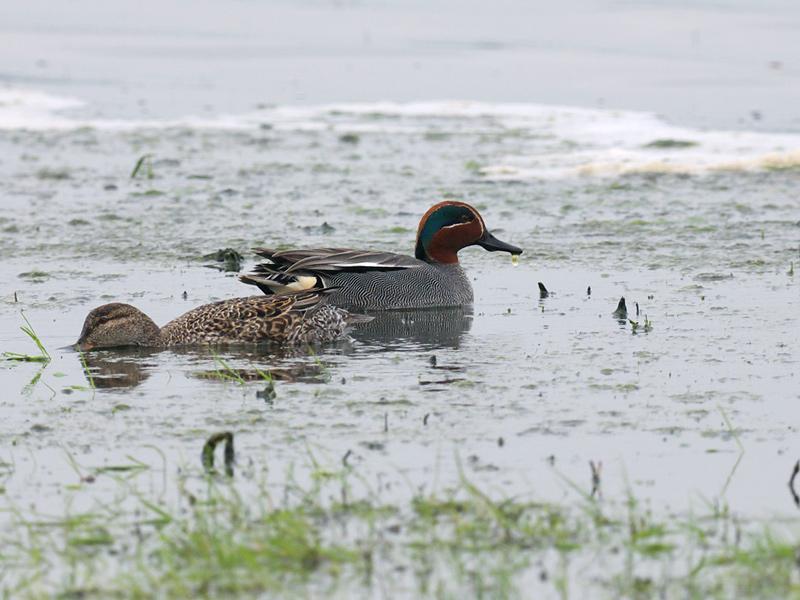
[459,214,472,223]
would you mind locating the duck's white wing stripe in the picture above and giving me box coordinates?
[285,250,423,273]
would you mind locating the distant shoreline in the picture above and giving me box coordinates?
[1,0,799,133]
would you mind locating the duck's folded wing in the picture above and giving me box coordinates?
[241,248,422,295]
[257,248,421,272]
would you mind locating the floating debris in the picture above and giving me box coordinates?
[256,379,276,403]
[339,133,360,144]
[612,297,628,320]
[18,270,50,282]
[36,167,71,180]
[302,222,336,235]
[419,377,465,386]
[203,248,244,272]
[695,272,733,282]
[587,286,591,296]
[538,282,549,299]
[643,139,698,149]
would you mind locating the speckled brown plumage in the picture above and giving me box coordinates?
[76,289,367,351]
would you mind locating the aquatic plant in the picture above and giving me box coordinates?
[202,431,235,477]
[2,453,798,599]
[2,313,50,363]
[629,315,653,334]
[130,154,154,179]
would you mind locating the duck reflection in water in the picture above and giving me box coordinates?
[80,348,157,389]
[79,345,336,390]
[348,306,473,349]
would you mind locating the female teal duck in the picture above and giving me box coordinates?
[241,201,522,310]
[75,289,369,351]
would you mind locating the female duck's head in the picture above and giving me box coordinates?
[414,201,522,264]
[75,303,160,351]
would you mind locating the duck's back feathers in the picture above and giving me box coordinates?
[242,248,424,296]
[159,288,356,345]
[256,248,422,272]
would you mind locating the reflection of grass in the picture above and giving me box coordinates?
[2,454,799,599]
[3,313,50,363]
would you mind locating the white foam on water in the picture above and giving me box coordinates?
[0,88,86,130]
[2,90,799,178]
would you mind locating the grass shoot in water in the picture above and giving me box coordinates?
[3,313,50,363]
[130,153,154,179]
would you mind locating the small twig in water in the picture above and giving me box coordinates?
[789,461,800,508]
[590,460,603,499]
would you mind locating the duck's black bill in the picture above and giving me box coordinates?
[476,230,523,255]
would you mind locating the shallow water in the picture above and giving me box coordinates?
[1,95,798,521]
[2,8,800,587]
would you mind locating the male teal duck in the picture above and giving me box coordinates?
[241,201,522,310]
[75,289,369,351]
